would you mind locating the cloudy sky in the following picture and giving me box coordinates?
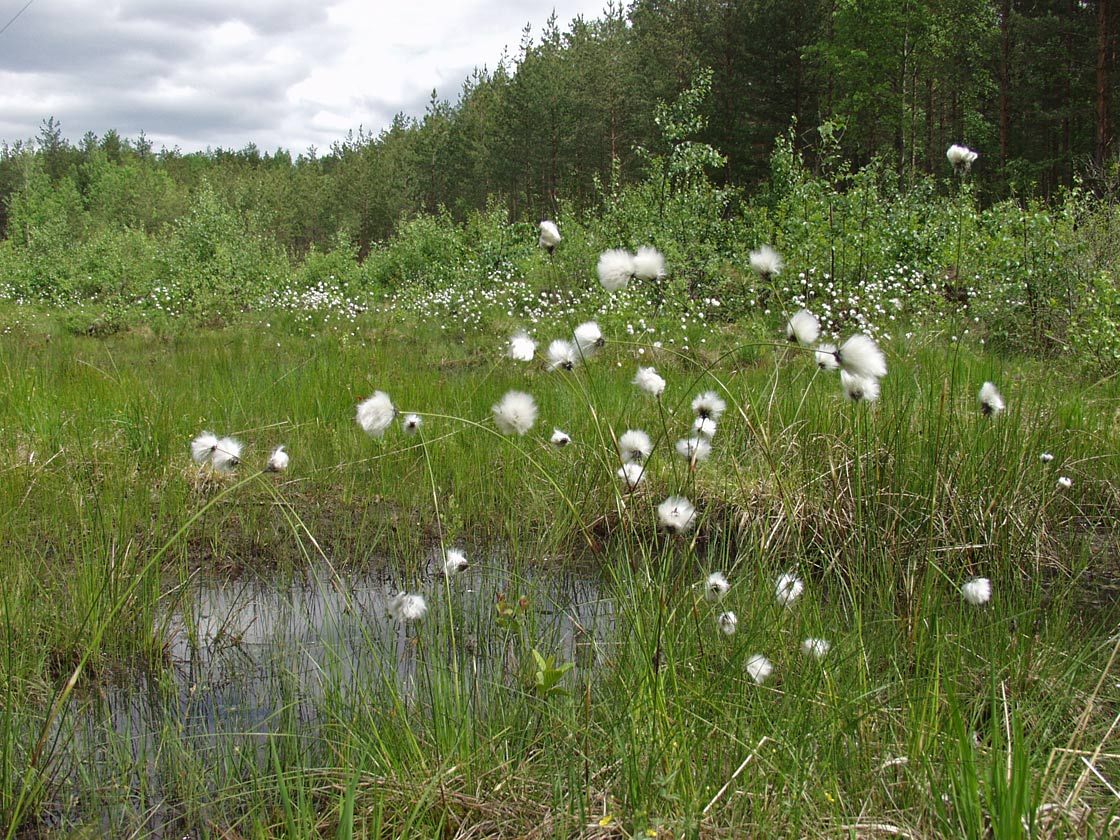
[0,0,610,154]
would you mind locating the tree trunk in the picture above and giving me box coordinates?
[1097,0,1114,168]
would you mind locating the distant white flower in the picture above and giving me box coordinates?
[597,249,636,292]
[786,309,820,346]
[402,414,423,435]
[617,462,646,490]
[675,436,711,463]
[538,220,561,253]
[746,653,773,685]
[191,431,219,464]
[775,572,804,607]
[1057,476,1072,489]
[357,391,397,437]
[961,577,991,606]
[547,339,579,371]
[634,366,666,397]
[508,331,536,362]
[573,321,605,359]
[841,369,881,403]
[718,611,738,636]
[693,416,717,439]
[1040,452,1054,463]
[691,390,727,421]
[658,495,696,535]
[979,382,1005,417]
[836,334,887,380]
[619,429,653,463]
[705,571,730,603]
[492,390,538,436]
[815,343,840,372]
[211,436,243,472]
[443,548,468,577]
[266,445,289,472]
[633,245,667,281]
[947,144,978,174]
[551,428,572,447]
[749,245,783,279]
[387,591,428,623]
[801,638,831,659]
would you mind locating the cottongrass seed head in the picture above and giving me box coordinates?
[691,390,727,421]
[493,390,538,436]
[619,429,653,463]
[947,143,978,173]
[801,638,831,659]
[357,391,397,437]
[634,366,666,397]
[837,334,887,381]
[551,428,572,447]
[597,249,636,292]
[633,245,666,281]
[746,653,774,685]
[815,343,840,372]
[1040,452,1055,463]
[573,321,604,359]
[1057,476,1073,489]
[617,462,646,490]
[191,431,219,464]
[693,415,717,439]
[538,220,561,252]
[508,331,536,362]
[658,495,696,535]
[547,338,579,371]
[705,571,730,603]
[749,245,783,279]
[211,436,243,472]
[786,309,820,346]
[443,548,469,577]
[962,577,991,606]
[402,414,423,435]
[718,611,738,636]
[841,370,881,403]
[266,445,289,472]
[676,436,712,463]
[979,381,1005,417]
[388,592,428,623]
[776,572,804,607]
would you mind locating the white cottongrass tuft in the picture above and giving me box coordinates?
[775,572,804,607]
[633,366,666,397]
[841,370,881,403]
[693,415,717,439]
[691,390,727,421]
[387,591,428,623]
[749,245,783,279]
[211,437,243,472]
[658,495,696,535]
[547,339,579,371]
[191,431,219,464]
[786,309,820,346]
[676,436,712,463]
[597,249,636,292]
[443,548,469,577]
[538,220,561,252]
[508,331,536,362]
[718,611,738,636]
[1040,452,1054,463]
[492,391,538,436]
[619,429,653,463]
[947,144,978,173]
[815,343,840,372]
[1057,476,1072,489]
[961,577,991,606]
[266,445,289,472]
[704,571,730,603]
[551,428,572,447]
[746,653,774,685]
[617,462,646,490]
[633,245,667,281]
[573,321,605,359]
[357,391,397,437]
[801,638,831,659]
[402,414,423,435]
[836,334,887,381]
[979,382,1005,417]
